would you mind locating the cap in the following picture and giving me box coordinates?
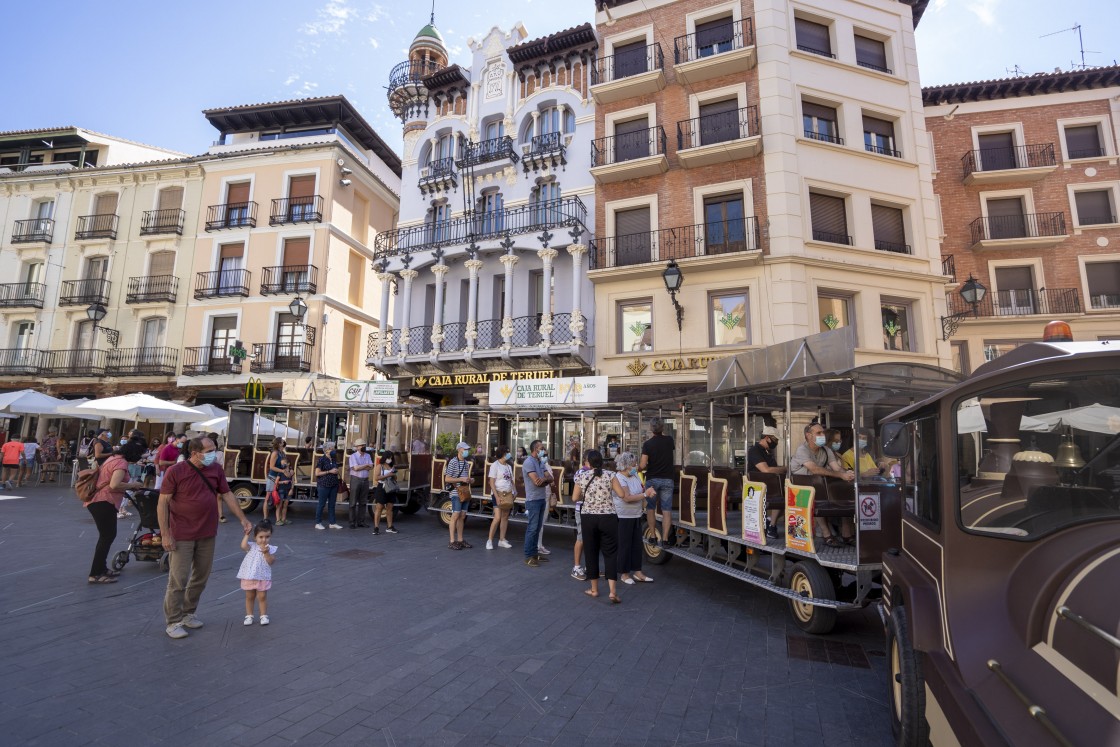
[456,441,470,450]
[761,426,779,438]
[354,438,367,447]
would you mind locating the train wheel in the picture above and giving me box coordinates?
[111,551,129,571]
[787,560,837,634]
[400,495,422,515]
[887,606,929,745]
[436,497,454,527]
[642,525,671,565]
[233,484,259,513]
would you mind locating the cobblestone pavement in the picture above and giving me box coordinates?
[0,488,894,746]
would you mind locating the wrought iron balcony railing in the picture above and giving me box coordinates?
[260,265,318,295]
[523,132,567,174]
[0,282,46,308]
[457,136,519,169]
[387,58,444,92]
[946,288,1081,318]
[419,157,458,194]
[140,208,186,236]
[251,343,312,373]
[874,239,912,254]
[182,346,242,376]
[942,255,956,280]
[969,211,1066,243]
[126,275,178,304]
[797,43,836,59]
[75,213,119,240]
[42,349,107,377]
[376,313,586,359]
[591,125,667,167]
[677,106,759,150]
[812,230,853,245]
[0,348,42,376]
[866,143,902,158]
[270,196,323,225]
[804,130,843,145]
[590,216,761,269]
[194,269,251,299]
[373,196,587,258]
[674,17,754,64]
[59,278,111,306]
[108,347,179,376]
[591,42,664,85]
[205,201,257,231]
[12,218,54,244]
[962,143,1056,177]
[1089,293,1120,310]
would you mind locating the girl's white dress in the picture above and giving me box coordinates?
[237,544,277,581]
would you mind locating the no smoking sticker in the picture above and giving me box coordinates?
[858,493,880,531]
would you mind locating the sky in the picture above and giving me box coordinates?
[1,0,1117,157]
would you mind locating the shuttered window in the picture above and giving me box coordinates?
[872,205,907,252]
[219,243,244,260]
[978,132,1015,171]
[613,40,648,80]
[157,187,183,211]
[995,266,1034,291]
[985,197,1026,239]
[1086,262,1120,308]
[1064,125,1103,159]
[149,252,175,276]
[809,193,849,244]
[226,182,250,204]
[94,193,118,215]
[288,175,316,198]
[803,101,839,142]
[614,117,650,162]
[854,35,889,72]
[863,115,897,155]
[614,207,652,266]
[795,18,831,56]
[698,98,740,146]
[1074,190,1114,225]
[696,16,735,56]
[282,237,310,266]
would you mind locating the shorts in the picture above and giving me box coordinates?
[240,579,272,591]
[2,463,17,469]
[645,477,675,512]
[373,486,394,504]
[451,490,471,512]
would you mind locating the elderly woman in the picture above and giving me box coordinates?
[83,441,145,583]
[571,449,621,604]
[611,452,656,585]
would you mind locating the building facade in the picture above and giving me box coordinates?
[925,65,1120,372]
[368,21,599,405]
[590,0,948,401]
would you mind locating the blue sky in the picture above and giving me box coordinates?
[1,0,1116,156]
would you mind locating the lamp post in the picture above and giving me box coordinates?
[85,302,119,348]
[289,296,315,346]
[662,259,684,332]
[941,274,987,340]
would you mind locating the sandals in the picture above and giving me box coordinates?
[88,575,118,584]
[448,541,462,550]
[459,540,473,549]
[841,535,856,546]
[609,595,622,605]
[820,536,844,548]
[584,589,598,598]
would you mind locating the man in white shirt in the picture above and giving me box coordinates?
[347,439,373,529]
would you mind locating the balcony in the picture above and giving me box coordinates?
[590,216,761,269]
[387,58,445,119]
[11,218,53,244]
[942,256,956,280]
[126,275,178,304]
[251,342,312,374]
[969,211,1068,250]
[58,278,110,307]
[946,288,1081,318]
[811,230,852,246]
[874,239,912,255]
[522,132,567,175]
[182,346,242,376]
[590,125,668,184]
[962,143,1058,185]
[589,42,666,104]
[377,313,586,358]
[673,18,756,85]
[676,106,761,167]
[205,201,257,231]
[75,213,119,241]
[140,208,186,236]
[270,196,323,226]
[108,347,179,376]
[458,136,519,169]
[194,269,251,299]
[418,157,457,195]
[42,349,107,377]
[260,265,318,295]
[0,348,41,376]
[374,196,586,259]
[0,282,46,309]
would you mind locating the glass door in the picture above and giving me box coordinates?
[275,313,302,370]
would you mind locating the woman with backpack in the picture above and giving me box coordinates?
[82,440,145,584]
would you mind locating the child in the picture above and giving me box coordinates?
[237,521,277,626]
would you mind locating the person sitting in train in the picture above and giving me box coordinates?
[747,426,785,539]
[842,428,891,480]
[790,423,855,548]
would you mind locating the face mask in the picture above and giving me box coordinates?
[120,439,128,446]
[814,435,827,447]
[105,433,112,440]
[830,442,841,452]
[459,450,468,458]
[539,450,547,459]
[630,468,638,476]
[858,439,867,449]
[201,451,218,466]
[504,452,512,461]
[359,446,366,452]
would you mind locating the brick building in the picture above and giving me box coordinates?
[925,65,1120,372]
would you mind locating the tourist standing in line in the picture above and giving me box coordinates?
[486,447,514,550]
[263,438,292,525]
[570,453,591,580]
[83,441,146,584]
[347,439,372,529]
[640,417,676,548]
[155,432,181,490]
[522,440,553,567]
[571,449,620,603]
[612,452,656,585]
[445,441,472,550]
[371,449,399,535]
[314,445,343,530]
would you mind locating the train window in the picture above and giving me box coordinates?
[903,416,939,527]
[955,374,1120,540]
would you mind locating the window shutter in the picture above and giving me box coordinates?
[615,207,651,236]
[613,40,648,78]
[863,116,894,138]
[614,117,650,161]
[1075,190,1113,224]
[995,266,1034,291]
[95,193,118,215]
[149,252,175,276]
[985,197,1024,218]
[699,98,738,117]
[282,237,310,266]
[978,132,1015,170]
[157,187,183,211]
[695,17,734,49]
[288,175,315,199]
[802,102,836,122]
[1064,125,1102,158]
[809,193,847,239]
[794,18,831,54]
[226,182,250,204]
[854,35,887,69]
[1087,263,1120,296]
[871,205,905,246]
[219,243,244,260]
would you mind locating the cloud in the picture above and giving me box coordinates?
[284,73,301,86]
[369,36,380,49]
[932,0,948,10]
[302,0,355,36]
[966,0,1001,27]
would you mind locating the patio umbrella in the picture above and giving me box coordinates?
[190,414,300,440]
[55,393,206,423]
[1032,403,1120,435]
[190,403,227,420]
[0,389,67,416]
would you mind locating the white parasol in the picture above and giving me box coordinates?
[55,393,206,423]
[0,389,67,416]
[190,414,300,440]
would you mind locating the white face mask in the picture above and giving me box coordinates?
[858,439,868,449]
[814,435,827,447]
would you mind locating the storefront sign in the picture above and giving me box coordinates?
[784,480,816,554]
[341,379,399,404]
[244,377,265,402]
[488,376,608,405]
[413,370,564,389]
[626,356,724,376]
[742,481,767,544]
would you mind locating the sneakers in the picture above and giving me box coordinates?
[537,546,552,555]
[328,524,343,530]
[165,623,189,639]
[765,522,778,540]
[180,613,203,629]
[259,615,270,626]
[243,615,254,626]
[497,539,512,548]
[536,555,550,563]
[315,523,326,530]
[525,556,540,567]
[486,539,494,550]
[571,566,586,581]
[372,527,380,535]
[386,527,399,534]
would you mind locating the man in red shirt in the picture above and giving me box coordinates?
[157,436,251,639]
[155,433,184,490]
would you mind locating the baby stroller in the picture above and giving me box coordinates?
[112,489,169,573]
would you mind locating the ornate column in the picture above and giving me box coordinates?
[377,272,393,356]
[567,243,588,341]
[397,269,418,354]
[499,252,518,350]
[530,110,540,140]
[429,263,448,353]
[537,247,557,348]
[464,258,483,352]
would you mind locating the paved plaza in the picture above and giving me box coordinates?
[1,488,894,746]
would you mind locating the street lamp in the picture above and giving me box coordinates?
[288,296,308,322]
[941,274,987,340]
[85,302,119,348]
[662,259,684,332]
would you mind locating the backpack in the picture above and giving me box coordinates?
[75,464,101,502]
[77,438,93,458]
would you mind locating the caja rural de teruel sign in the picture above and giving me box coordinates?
[341,380,399,404]
[488,376,609,405]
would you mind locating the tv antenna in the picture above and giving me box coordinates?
[1040,23,1099,70]
[1005,64,1025,77]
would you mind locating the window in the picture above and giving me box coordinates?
[809,192,850,244]
[794,18,832,57]
[12,321,34,349]
[881,301,912,351]
[982,340,1028,362]
[94,192,118,216]
[427,202,451,243]
[218,243,244,291]
[478,191,504,236]
[275,313,303,368]
[260,127,333,141]
[35,200,54,221]
[902,416,939,526]
[978,132,1017,171]
[803,101,840,144]
[863,115,898,157]
[50,151,82,167]
[710,291,749,346]
[532,182,562,225]
[225,182,251,226]
[951,341,971,375]
[854,34,890,73]
[484,119,505,141]
[21,261,43,288]
[703,194,747,254]
[613,117,651,162]
[1085,261,1120,309]
[695,16,735,57]
[287,175,316,220]
[818,293,853,333]
[74,319,97,350]
[352,193,369,244]
[209,316,238,371]
[149,251,175,277]
[697,98,740,146]
[85,256,108,279]
[1074,189,1115,226]
[140,317,167,350]
[613,40,649,79]
[985,196,1027,239]
[613,206,652,266]
[994,266,1036,314]
[1064,124,1104,159]
[871,204,908,253]
[539,106,574,137]
[281,237,311,291]
[158,187,183,212]
[619,301,653,352]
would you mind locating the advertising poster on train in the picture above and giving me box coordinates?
[742,481,767,543]
[785,481,816,553]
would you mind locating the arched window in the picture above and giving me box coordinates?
[476,190,504,237]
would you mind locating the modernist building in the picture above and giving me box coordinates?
[368,21,599,405]
[925,65,1120,373]
[589,0,948,402]
[0,128,199,401]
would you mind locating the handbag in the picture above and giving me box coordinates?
[495,490,515,508]
[456,484,472,502]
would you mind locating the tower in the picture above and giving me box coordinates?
[387,17,449,132]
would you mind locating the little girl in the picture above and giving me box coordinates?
[237,521,277,626]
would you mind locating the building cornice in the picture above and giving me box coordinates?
[922,65,1120,106]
